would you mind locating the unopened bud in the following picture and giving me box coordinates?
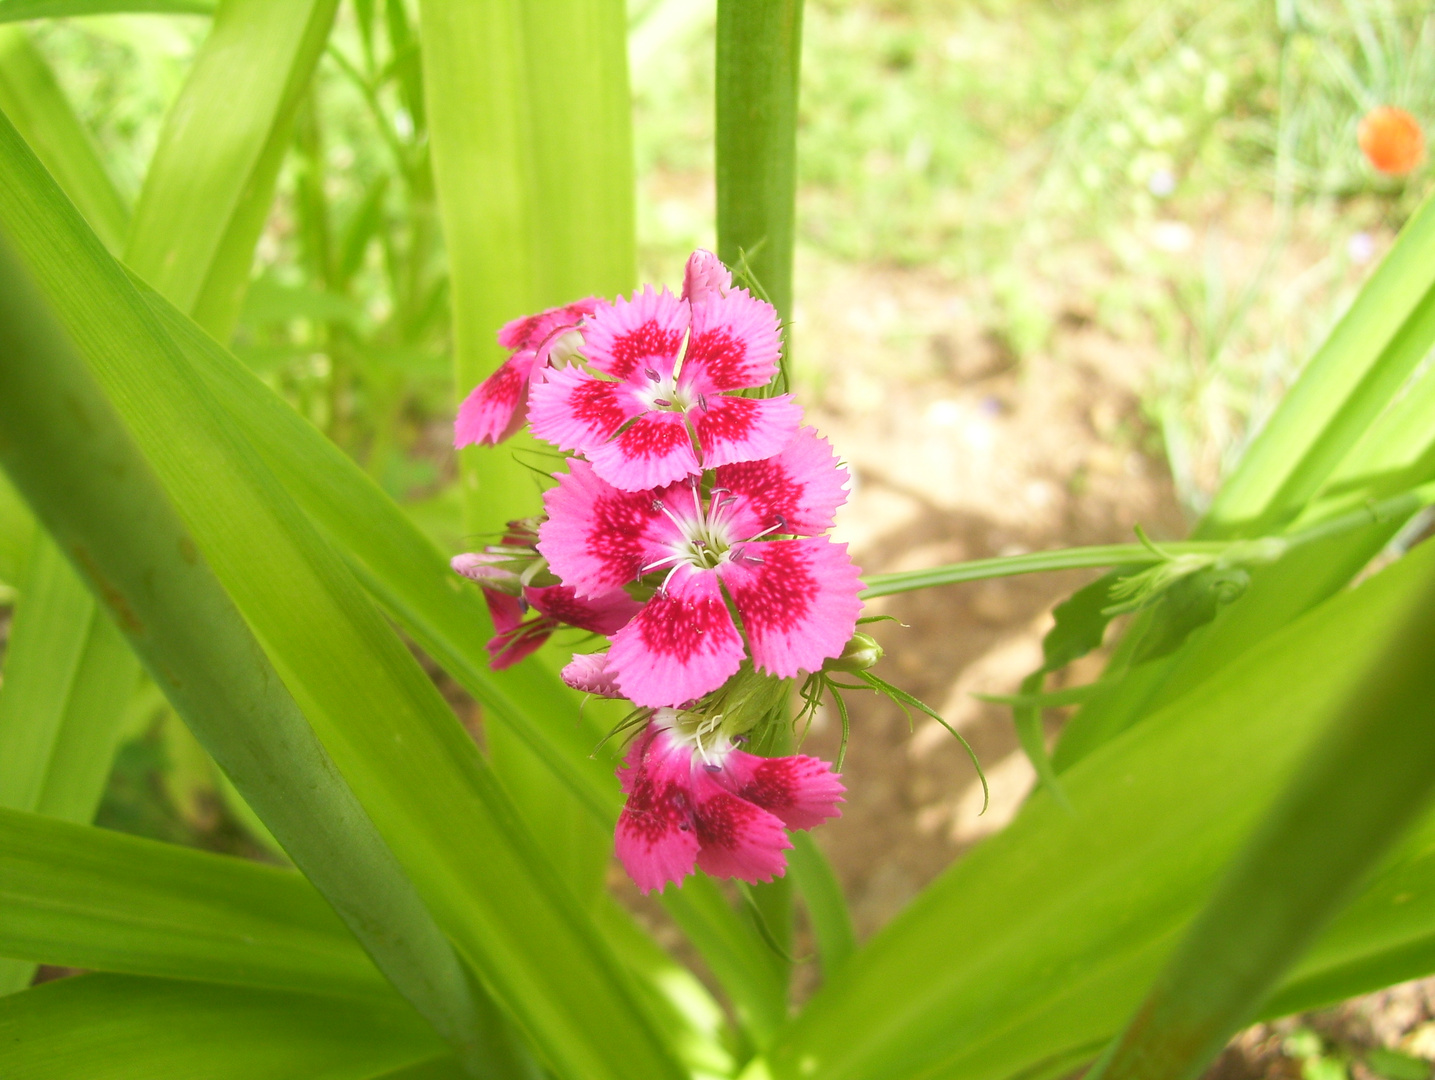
[825,632,883,673]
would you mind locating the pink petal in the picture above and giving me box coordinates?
[718,750,845,831]
[614,725,702,893]
[497,297,602,351]
[481,588,526,634]
[561,652,623,697]
[609,567,746,707]
[720,537,863,678]
[486,623,552,670]
[693,394,803,470]
[538,460,667,596]
[682,249,731,304]
[587,411,702,492]
[715,427,849,536]
[679,288,782,393]
[454,354,535,447]
[691,768,792,884]
[581,287,689,381]
[528,366,640,454]
[450,552,520,588]
[524,584,642,635]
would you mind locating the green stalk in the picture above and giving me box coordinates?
[0,229,507,1078]
[1084,557,1435,1080]
[716,0,804,332]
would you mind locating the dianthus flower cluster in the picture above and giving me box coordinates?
[452,251,868,893]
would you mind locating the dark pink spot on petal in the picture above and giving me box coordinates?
[524,584,642,635]
[691,771,791,883]
[609,570,745,707]
[454,355,533,447]
[719,750,845,831]
[694,394,803,471]
[721,537,863,678]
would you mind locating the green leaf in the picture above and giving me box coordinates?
[1203,188,1435,536]
[716,0,804,330]
[0,806,391,999]
[0,531,138,994]
[0,222,512,1074]
[0,105,686,1080]
[0,26,128,252]
[860,543,1228,599]
[0,0,212,17]
[788,831,855,979]
[0,470,32,588]
[743,540,1435,1080]
[0,974,443,1079]
[1085,550,1435,1080]
[124,0,338,340]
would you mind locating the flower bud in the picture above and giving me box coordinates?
[824,632,883,673]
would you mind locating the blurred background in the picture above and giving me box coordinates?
[5,0,1434,1071]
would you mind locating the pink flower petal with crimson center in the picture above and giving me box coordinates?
[528,366,639,455]
[454,354,535,447]
[682,249,731,304]
[693,393,803,471]
[538,460,670,597]
[497,297,601,351]
[691,768,792,884]
[718,750,845,831]
[609,567,746,707]
[587,411,702,492]
[680,287,782,394]
[615,725,702,893]
[561,652,623,698]
[721,537,864,678]
[715,426,849,536]
[581,286,689,381]
[524,584,641,635]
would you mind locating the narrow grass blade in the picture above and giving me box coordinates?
[788,832,855,978]
[1085,556,1435,1080]
[742,540,1435,1080]
[0,108,686,1080]
[0,974,443,1080]
[0,0,213,16]
[0,531,138,994]
[860,543,1227,598]
[1201,189,1435,537]
[716,0,804,328]
[0,228,502,1075]
[0,26,128,252]
[0,806,390,1000]
[124,0,338,339]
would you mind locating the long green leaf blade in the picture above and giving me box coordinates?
[1201,189,1435,536]
[0,26,128,252]
[1086,555,1435,1080]
[0,1,213,17]
[0,531,138,994]
[124,0,337,339]
[0,974,443,1079]
[0,224,500,1073]
[0,106,685,1080]
[0,807,389,1000]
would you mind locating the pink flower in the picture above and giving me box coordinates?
[527,258,801,491]
[538,427,862,706]
[615,710,845,893]
[560,651,623,697]
[455,298,601,448]
[481,583,641,670]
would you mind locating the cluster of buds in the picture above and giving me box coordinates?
[453,251,883,893]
